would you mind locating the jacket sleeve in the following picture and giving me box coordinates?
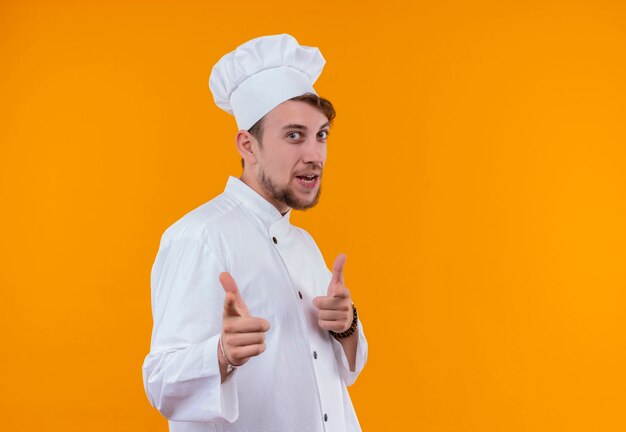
[297,227,369,387]
[142,232,239,423]
[330,319,368,386]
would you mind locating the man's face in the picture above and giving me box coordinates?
[252,100,329,212]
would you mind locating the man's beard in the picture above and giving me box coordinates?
[259,169,322,211]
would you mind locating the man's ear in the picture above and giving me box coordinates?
[236,130,258,166]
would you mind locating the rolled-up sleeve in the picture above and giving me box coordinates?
[331,319,368,387]
[142,231,239,422]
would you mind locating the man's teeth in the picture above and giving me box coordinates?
[297,175,317,182]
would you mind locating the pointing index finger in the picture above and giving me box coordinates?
[332,253,347,285]
[219,272,250,317]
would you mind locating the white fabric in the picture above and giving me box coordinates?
[142,176,367,432]
[209,34,325,130]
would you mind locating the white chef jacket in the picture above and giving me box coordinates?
[142,176,368,432]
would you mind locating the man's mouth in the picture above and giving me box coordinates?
[295,174,320,189]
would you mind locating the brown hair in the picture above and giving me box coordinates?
[242,93,336,167]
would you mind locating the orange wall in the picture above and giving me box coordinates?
[1,0,626,430]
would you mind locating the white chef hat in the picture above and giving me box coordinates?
[209,34,325,130]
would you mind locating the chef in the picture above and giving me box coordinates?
[142,34,368,432]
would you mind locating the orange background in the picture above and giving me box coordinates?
[2,0,626,430]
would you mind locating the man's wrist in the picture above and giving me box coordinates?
[218,335,238,374]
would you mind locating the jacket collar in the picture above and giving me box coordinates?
[224,176,292,232]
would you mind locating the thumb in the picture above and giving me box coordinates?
[327,253,347,297]
[220,272,250,317]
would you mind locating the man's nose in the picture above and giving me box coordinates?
[302,137,325,164]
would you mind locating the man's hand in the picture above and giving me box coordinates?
[313,254,353,333]
[219,272,270,371]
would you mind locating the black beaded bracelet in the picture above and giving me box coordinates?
[329,305,358,340]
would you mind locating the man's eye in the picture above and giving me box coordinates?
[287,132,302,140]
[318,130,329,139]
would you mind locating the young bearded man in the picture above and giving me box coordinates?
[142,34,368,432]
